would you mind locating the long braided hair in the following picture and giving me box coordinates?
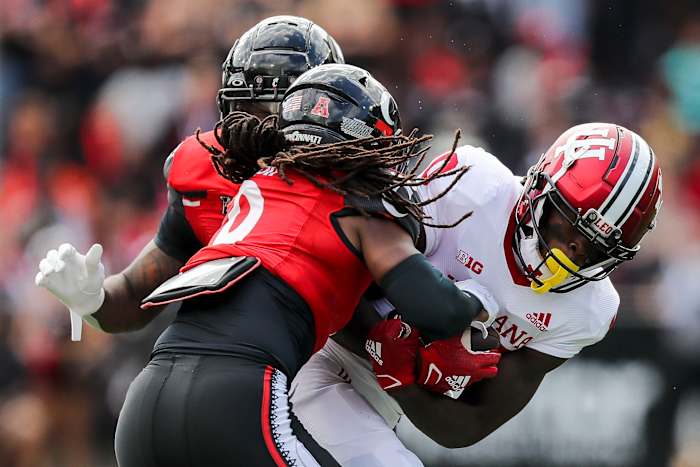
[197,111,472,227]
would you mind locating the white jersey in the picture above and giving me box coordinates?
[289,146,621,458]
[415,145,619,359]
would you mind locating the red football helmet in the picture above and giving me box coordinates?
[513,123,663,292]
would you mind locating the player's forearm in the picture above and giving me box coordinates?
[391,385,493,448]
[393,349,563,448]
[380,254,482,341]
[92,241,183,333]
[94,274,155,333]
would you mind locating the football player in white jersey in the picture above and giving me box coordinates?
[288,122,664,466]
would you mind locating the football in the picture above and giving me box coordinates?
[468,326,501,352]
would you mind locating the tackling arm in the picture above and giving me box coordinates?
[92,240,183,333]
[348,216,485,340]
[37,149,205,334]
[391,348,565,448]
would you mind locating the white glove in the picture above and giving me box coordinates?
[35,243,106,341]
[455,279,499,338]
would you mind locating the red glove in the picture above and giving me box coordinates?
[365,318,421,391]
[418,332,501,399]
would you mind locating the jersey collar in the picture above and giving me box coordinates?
[503,207,531,287]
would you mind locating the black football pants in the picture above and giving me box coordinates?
[114,353,340,467]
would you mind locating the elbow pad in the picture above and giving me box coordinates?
[379,254,483,341]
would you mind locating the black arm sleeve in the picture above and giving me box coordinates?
[154,152,203,262]
[379,254,483,342]
[154,186,203,263]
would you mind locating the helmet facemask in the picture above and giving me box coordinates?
[217,71,293,117]
[216,16,345,118]
[513,169,631,293]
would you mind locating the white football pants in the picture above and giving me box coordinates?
[290,339,423,467]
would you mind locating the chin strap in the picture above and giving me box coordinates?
[531,248,580,294]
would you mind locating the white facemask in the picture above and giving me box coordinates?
[519,235,553,280]
[519,235,580,294]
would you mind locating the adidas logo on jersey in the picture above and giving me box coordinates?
[445,375,471,392]
[526,312,552,332]
[365,340,383,366]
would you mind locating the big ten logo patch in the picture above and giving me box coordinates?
[456,249,483,274]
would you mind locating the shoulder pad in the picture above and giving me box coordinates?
[345,187,421,245]
[166,131,226,191]
[162,142,181,180]
[419,145,517,220]
[423,145,513,181]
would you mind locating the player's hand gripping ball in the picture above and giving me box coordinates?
[469,326,501,351]
[366,317,421,391]
[417,329,501,399]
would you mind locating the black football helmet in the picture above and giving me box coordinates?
[278,64,402,145]
[217,16,344,117]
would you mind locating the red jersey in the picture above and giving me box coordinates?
[157,130,420,351]
[166,131,236,246]
[183,168,419,352]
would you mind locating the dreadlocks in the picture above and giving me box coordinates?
[196,111,471,227]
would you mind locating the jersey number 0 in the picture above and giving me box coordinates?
[211,180,264,245]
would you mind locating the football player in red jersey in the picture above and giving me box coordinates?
[35,16,346,337]
[35,15,484,466]
[116,65,492,466]
[39,62,492,466]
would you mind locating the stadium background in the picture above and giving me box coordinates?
[1,0,699,466]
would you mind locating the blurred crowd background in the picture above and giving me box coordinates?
[1,0,700,466]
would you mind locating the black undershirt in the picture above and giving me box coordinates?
[152,267,315,378]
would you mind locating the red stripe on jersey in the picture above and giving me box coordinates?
[421,151,459,178]
[261,366,287,467]
[503,208,530,287]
